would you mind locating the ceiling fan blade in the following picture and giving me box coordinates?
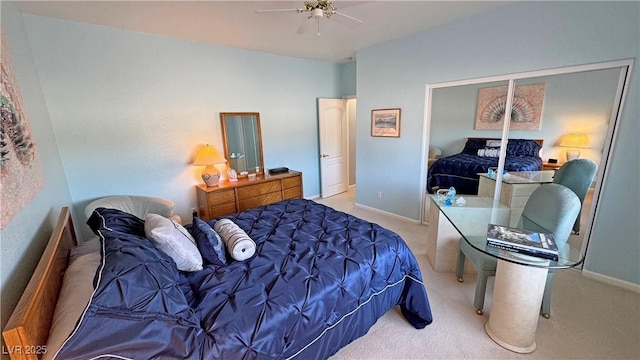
[296,17,311,34]
[333,10,364,23]
[255,8,300,14]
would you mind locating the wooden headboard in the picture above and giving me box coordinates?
[2,207,77,360]
[467,137,544,147]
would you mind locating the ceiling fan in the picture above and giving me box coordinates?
[256,0,364,36]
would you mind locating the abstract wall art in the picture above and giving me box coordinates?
[1,34,45,229]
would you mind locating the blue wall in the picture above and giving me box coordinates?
[355,1,639,285]
[339,61,357,97]
[0,3,73,332]
[20,14,343,240]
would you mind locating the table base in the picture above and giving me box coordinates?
[484,259,548,353]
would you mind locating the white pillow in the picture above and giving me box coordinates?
[144,214,203,272]
[44,252,101,360]
[486,140,502,147]
[69,238,101,264]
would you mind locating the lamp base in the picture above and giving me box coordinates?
[202,166,221,187]
[566,150,581,161]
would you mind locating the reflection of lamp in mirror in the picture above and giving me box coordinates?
[559,132,590,161]
[193,145,227,187]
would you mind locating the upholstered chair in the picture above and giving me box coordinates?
[456,183,581,318]
[84,195,182,224]
[552,158,598,234]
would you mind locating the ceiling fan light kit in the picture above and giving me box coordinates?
[312,8,324,19]
[257,0,363,36]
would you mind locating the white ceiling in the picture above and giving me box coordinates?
[17,1,511,63]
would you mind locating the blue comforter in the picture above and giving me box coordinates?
[58,199,432,359]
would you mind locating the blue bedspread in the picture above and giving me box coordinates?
[58,199,432,359]
[427,138,542,195]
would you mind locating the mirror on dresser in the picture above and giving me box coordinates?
[220,112,264,174]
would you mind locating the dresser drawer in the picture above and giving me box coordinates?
[237,180,282,200]
[239,192,283,211]
[283,186,302,199]
[282,175,301,189]
[206,188,235,204]
[209,202,238,218]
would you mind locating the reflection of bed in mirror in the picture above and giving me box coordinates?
[426,138,543,195]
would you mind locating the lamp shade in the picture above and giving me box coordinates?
[193,145,227,187]
[559,133,590,148]
[193,145,226,166]
[558,133,590,161]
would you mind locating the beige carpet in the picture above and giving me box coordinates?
[316,188,640,360]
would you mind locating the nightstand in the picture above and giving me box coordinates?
[542,162,563,170]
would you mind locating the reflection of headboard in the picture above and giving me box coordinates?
[467,137,544,147]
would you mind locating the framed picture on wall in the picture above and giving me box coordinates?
[475,83,546,131]
[371,108,401,137]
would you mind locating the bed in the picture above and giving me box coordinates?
[427,138,543,195]
[3,199,433,360]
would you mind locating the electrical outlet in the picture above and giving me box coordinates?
[377,191,382,199]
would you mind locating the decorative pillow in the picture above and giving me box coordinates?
[463,138,494,153]
[188,217,227,266]
[145,214,203,272]
[214,219,256,261]
[488,147,500,157]
[477,147,500,157]
[507,139,542,157]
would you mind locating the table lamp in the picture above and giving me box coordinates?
[559,133,590,161]
[193,145,227,187]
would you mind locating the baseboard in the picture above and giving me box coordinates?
[354,202,421,224]
[582,269,640,294]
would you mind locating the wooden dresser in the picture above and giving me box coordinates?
[196,170,303,221]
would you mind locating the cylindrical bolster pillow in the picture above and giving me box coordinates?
[214,219,256,261]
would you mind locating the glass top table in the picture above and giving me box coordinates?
[478,170,556,184]
[430,194,584,269]
[430,193,584,353]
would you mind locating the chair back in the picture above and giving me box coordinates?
[84,195,176,220]
[518,184,581,247]
[552,159,597,204]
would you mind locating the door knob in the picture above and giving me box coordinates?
[321,154,329,158]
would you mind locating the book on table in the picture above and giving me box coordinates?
[486,223,559,261]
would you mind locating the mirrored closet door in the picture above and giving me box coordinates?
[424,59,633,265]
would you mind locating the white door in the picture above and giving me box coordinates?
[318,98,348,198]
